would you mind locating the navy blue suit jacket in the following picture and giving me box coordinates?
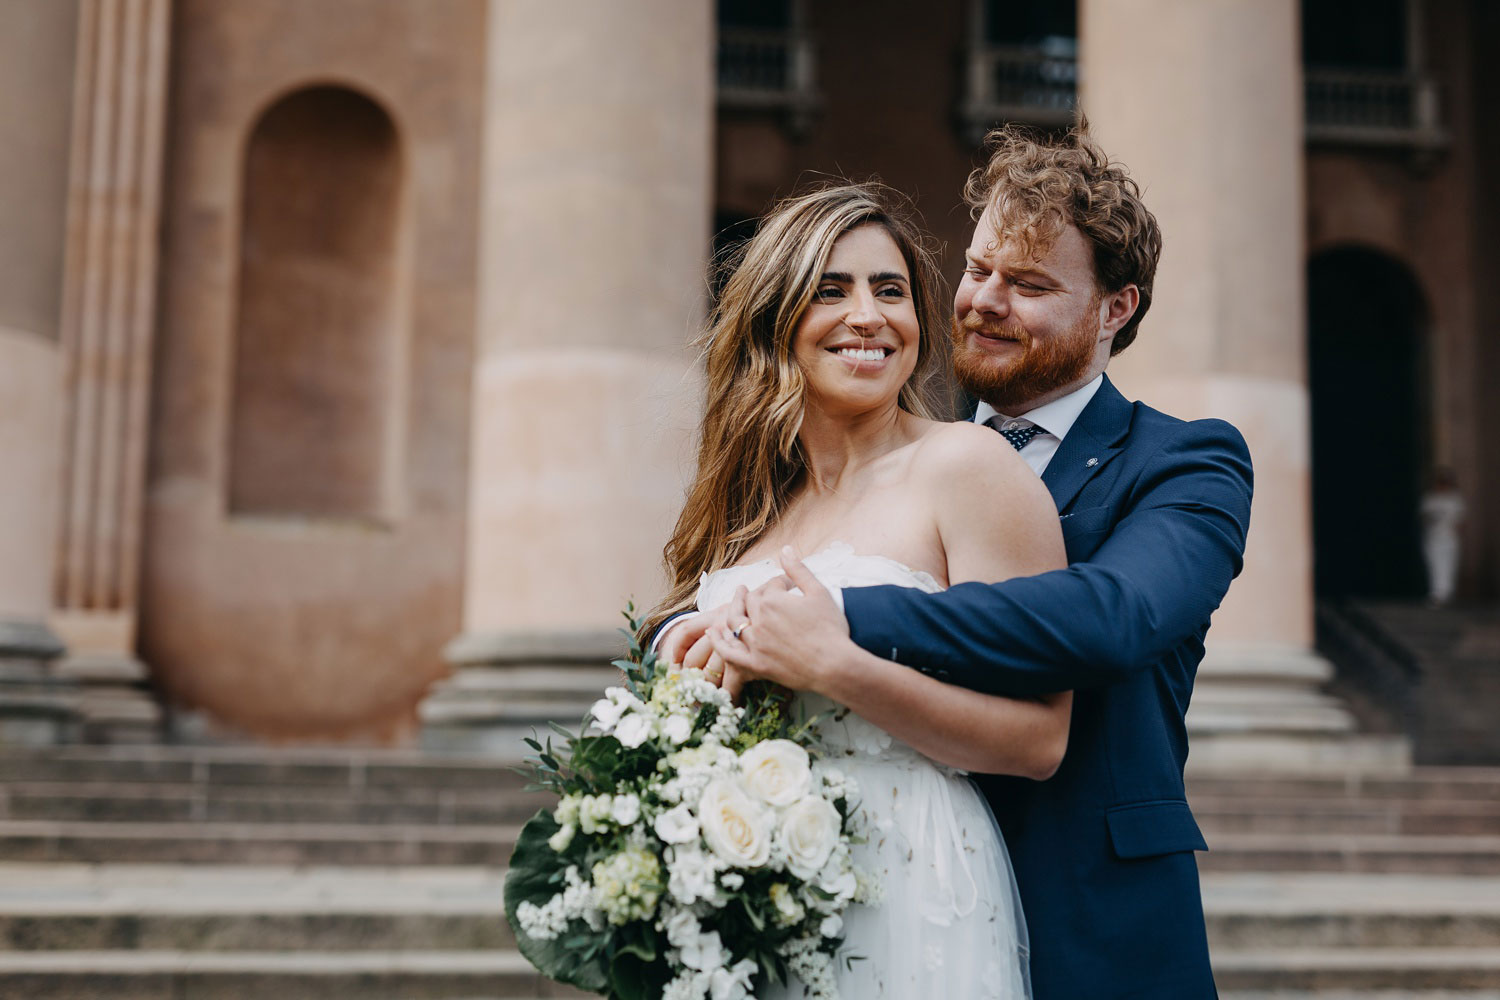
[842,375,1253,999]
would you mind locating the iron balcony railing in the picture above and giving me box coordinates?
[717,27,820,132]
[959,43,1079,142]
[958,46,1448,151]
[1304,68,1447,149]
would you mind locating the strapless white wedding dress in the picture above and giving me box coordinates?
[696,542,1031,999]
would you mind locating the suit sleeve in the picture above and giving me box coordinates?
[842,418,1253,698]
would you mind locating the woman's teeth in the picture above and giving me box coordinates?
[836,348,886,362]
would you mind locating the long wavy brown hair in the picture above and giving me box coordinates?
[643,182,950,642]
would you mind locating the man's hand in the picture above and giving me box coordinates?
[708,547,855,700]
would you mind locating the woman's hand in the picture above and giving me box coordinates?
[665,587,752,687]
[707,548,855,702]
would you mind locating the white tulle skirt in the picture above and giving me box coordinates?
[761,749,1030,999]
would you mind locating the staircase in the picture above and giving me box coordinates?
[1,746,1498,997]
[1323,602,1500,765]
[1193,769,1500,998]
[0,744,580,999]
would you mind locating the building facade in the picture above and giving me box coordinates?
[0,0,1493,749]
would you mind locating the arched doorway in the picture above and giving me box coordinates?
[1307,246,1428,599]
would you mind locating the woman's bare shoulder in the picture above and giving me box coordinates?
[912,419,1032,484]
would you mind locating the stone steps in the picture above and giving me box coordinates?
[0,949,588,1000]
[0,781,542,825]
[1193,797,1500,836]
[1202,833,1500,876]
[1213,949,1500,991]
[0,745,539,786]
[1189,769,1500,802]
[0,820,520,865]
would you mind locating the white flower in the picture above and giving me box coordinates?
[769,882,804,925]
[817,867,857,905]
[719,871,744,889]
[547,823,576,852]
[654,803,700,844]
[663,969,711,1000]
[589,687,642,732]
[738,739,812,807]
[578,793,614,834]
[679,928,726,972]
[611,793,641,827]
[591,846,662,926]
[663,908,702,948]
[778,796,841,880]
[819,914,842,938]
[662,712,694,745]
[709,958,758,1000]
[553,794,582,826]
[666,843,722,905]
[698,778,773,869]
[615,711,655,748]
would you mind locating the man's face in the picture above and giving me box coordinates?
[950,215,1112,413]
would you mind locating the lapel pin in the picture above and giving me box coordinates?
[1085,457,1098,467]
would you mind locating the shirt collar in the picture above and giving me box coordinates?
[972,375,1105,441]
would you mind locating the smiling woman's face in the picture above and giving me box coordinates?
[792,223,921,417]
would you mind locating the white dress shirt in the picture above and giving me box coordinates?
[973,375,1104,476]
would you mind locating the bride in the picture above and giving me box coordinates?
[646,184,1070,997]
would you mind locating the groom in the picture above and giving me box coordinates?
[665,124,1252,998]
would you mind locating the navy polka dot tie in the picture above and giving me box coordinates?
[989,418,1044,451]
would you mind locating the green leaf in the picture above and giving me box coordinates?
[503,810,609,992]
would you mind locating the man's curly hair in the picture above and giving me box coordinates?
[964,120,1162,355]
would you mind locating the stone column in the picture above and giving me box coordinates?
[49,0,173,742]
[423,0,713,751]
[0,0,80,742]
[1080,0,1407,772]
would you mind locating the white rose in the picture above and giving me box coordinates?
[778,796,841,879]
[662,712,693,745]
[615,711,655,748]
[820,914,843,938]
[698,778,772,868]
[654,804,700,844]
[611,793,641,827]
[680,928,726,972]
[737,739,811,807]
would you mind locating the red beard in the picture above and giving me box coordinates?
[949,305,1099,412]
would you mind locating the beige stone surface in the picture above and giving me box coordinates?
[0,328,63,621]
[0,0,78,344]
[141,0,486,739]
[463,352,699,632]
[458,0,711,640]
[1081,0,1311,650]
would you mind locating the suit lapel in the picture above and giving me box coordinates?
[1040,375,1132,513]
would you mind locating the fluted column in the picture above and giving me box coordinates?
[1080,0,1407,772]
[50,0,172,740]
[423,0,713,750]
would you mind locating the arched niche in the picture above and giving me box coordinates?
[1307,244,1430,599]
[228,84,405,521]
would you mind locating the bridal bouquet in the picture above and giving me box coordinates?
[506,609,875,1000]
